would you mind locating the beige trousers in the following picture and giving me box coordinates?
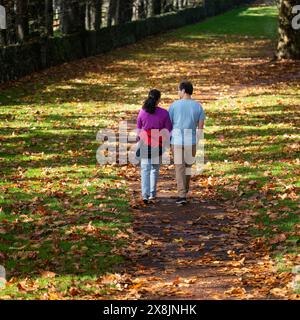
[173,144,197,198]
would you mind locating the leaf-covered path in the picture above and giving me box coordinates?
[112,3,300,300]
[119,84,297,300]
[0,2,299,300]
[128,168,258,300]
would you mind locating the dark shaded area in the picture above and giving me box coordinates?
[0,0,255,83]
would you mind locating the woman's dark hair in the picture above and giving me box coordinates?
[143,89,161,114]
[179,81,193,95]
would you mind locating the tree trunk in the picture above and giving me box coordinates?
[161,0,175,13]
[151,0,162,16]
[137,0,147,19]
[15,0,29,42]
[108,0,133,25]
[2,0,16,44]
[45,0,53,36]
[0,0,6,45]
[277,0,300,59]
[116,0,133,24]
[108,0,116,26]
[86,0,102,31]
[60,0,85,34]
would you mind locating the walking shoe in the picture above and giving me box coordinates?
[176,197,187,205]
[149,196,156,201]
[143,199,149,205]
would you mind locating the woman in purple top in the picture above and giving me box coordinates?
[137,89,172,204]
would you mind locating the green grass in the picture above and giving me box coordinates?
[177,6,278,39]
[0,85,137,298]
[204,90,300,259]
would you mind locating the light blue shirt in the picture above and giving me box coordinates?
[169,99,206,145]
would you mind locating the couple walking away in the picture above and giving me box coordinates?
[136,81,206,205]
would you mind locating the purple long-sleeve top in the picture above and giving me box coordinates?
[137,106,172,132]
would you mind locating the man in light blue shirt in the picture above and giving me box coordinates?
[169,81,206,205]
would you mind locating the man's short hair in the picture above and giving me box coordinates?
[179,81,193,95]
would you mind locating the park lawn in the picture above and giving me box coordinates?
[174,5,300,272]
[179,6,278,39]
[0,89,138,298]
[204,84,300,268]
[0,4,299,299]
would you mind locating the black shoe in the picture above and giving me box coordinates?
[143,199,149,205]
[176,198,187,205]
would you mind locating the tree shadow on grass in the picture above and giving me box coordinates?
[0,183,130,281]
[0,108,134,287]
[0,8,297,109]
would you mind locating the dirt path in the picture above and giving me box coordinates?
[116,75,298,299]
[130,183,254,299]
[115,49,299,300]
[113,51,300,301]
[114,93,280,300]
[117,102,267,300]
